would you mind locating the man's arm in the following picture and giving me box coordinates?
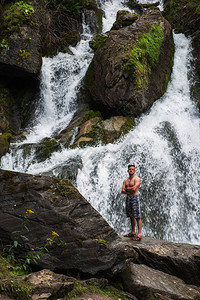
[126,177,141,193]
[122,180,128,194]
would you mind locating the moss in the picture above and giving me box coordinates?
[0,253,33,300]
[195,4,200,14]
[0,279,33,300]
[2,1,35,33]
[122,24,164,89]
[95,8,103,32]
[81,110,102,124]
[35,139,59,161]
[55,180,77,196]
[67,280,128,299]
[121,117,135,135]
[94,238,107,246]
[89,33,108,52]
[0,131,12,157]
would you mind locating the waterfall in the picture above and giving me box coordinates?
[1,0,199,244]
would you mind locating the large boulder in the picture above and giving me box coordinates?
[0,25,42,78]
[85,8,174,117]
[123,236,200,286]
[0,169,137,277]
[121,263,200,300]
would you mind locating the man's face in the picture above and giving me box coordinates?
[128,166,135,174]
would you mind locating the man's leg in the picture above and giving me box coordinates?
[136,218,142,238]
[130,217,136,235]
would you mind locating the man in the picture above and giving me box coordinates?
[121,164,142,241]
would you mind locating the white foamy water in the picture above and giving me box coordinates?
[1,1,199,244]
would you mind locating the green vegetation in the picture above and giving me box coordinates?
[49,0,94,17]
[17,49,31,62]
[94,238,107,246]
[0,131,12,158]
[0,278,33,300]
[55,180,77,196]
[81,110,102,124]
[67,280,128,299]
[122,24,164,88]
[3,210,61,275]
[195,4,200,14]
[121,117,135,135]
[3,1,35,32]
[0,250,33,299]
[36,139,59,161]
[89,33,108,52]
[0,39,7,48]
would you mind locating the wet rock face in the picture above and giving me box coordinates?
[85,8,173,118]
[0,169,137,277]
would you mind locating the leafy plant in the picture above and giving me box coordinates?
[3,210,62,274]
[17,49,31,62]
[0,39,7,48]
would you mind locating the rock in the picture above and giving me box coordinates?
[55,108,134,148]
[123,236,200,286]
[0,169,137,277]
[111,11,138,30]
[24,269,74,299]
[121,263,200,300]
[85,8,174,118]
[0,25,42,78]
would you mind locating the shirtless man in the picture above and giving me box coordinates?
[121,164,142,241]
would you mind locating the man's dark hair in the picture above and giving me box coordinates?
[128,164,135,169]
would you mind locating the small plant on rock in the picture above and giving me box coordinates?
[0,39,7,49]
[3,209,62,274]
[17,49,31,63]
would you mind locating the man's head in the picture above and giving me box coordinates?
[128,164,135,169]
[128,164,135,174]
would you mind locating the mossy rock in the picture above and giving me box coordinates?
[112,10,138,30]
[89,33,108,52]
[35,138,61,162]
[0,131,12,158]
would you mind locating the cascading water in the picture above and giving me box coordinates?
[1,0,199,244]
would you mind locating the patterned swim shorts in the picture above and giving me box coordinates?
[126,195,141,218]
